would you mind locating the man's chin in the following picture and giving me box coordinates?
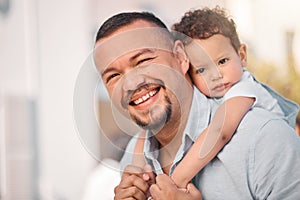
[129,95,172,132]
[131,111,171,133]
[132,116,163,130]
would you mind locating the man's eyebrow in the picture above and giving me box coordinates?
[101,49,155,77]
[129,49,155,62]
[101,67,116,77]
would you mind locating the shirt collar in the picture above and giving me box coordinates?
[184,86,211,141]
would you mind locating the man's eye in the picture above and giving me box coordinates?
[136,57,156,65]
[218,58,229,65]
[196,67,206,74]
[106,73,120,83]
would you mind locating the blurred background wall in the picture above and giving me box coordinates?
[0,0,299,199]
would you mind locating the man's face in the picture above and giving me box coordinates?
[94,20,190,131]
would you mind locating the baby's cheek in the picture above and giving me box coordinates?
[195,80,211,97]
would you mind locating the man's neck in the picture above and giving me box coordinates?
[154,82,193,148]
[153,88,193,173]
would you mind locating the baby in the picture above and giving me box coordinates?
[170,6,298,189]
[133,6,299,192]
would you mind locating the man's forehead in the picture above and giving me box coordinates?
[93,27,173,72]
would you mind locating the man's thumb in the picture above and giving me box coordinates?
[187,183,202,200]
[143,164,156,184]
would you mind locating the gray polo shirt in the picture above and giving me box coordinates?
[120,88,300,199]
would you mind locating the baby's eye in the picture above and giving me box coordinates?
[196,67,206,74]
[218,58,229,65]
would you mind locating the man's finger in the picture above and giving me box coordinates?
[114,174,148,200]
[143,164,156,184]
[122,165,144,180]
[114,186,146,200]
[149,183,161,199]
[117,174,149,192]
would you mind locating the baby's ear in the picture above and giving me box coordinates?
[239,44,247,67]
[173,40,190,74]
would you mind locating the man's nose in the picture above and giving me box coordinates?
[122,70,146,91]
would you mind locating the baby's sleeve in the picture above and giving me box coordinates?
[223,71,259,108]
[224,70,285,119]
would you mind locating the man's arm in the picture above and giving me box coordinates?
[253,119,300,199]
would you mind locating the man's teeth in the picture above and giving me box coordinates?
[133,90,157,105]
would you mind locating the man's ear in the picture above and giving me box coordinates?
[173,40,190,74]
[239,44,247,67]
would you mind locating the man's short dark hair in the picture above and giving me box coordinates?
[96,12,168,42]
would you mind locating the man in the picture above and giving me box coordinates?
[93,12,300,200]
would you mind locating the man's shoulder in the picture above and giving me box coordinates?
[236,107,300,152]
[245,109,300,199]
[238,107,286,131]
[205,108,300,199]
[225,107,298,154]
[244,107,300,143]
[218,108,285,156]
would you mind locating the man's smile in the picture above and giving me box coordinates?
[130,87,160,106]
[129,85,161,109]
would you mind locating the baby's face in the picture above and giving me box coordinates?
[185,34,246,98]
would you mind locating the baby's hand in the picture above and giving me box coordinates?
[149,174,202,200]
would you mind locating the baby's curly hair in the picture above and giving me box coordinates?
[172,6,241,53]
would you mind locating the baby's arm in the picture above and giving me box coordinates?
[171,96,255,189]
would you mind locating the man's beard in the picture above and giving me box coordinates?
[131,95,172,131]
